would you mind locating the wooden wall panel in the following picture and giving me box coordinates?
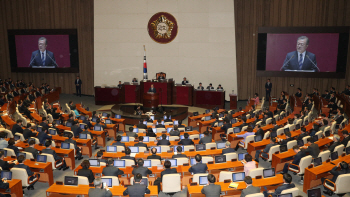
[0,0,94,95]
[235,0,350,100]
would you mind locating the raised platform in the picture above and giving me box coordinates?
[111,104,188,125]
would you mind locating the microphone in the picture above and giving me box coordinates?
[46,52,59,68]
[306,55,320,72]
[280,55,295,71]
[29,52,39,67]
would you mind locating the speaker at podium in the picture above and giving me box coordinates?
[143,92,159,109]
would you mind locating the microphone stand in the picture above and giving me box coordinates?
[46,53,59,68]
[306,55,320,72]
[280,55,295,71]
[29,52,39,67]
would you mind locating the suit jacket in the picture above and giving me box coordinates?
[281,51,318,71]
[123,183,150,197]
[11,124,23,136]
[147,154,161,160]
[134,142,148,150]
[0,99,5,107]
[305,143,320,159]
[40,122,49,128]
[272,183,295,197]
[88,188,112,197]
[172,154,188,159]
[328,141,341,152]
[146,132,156,137]
[222,148,235,155]
[77,168,95,183]
[188,163,208,174]
[132,166,152,177]
[182,80,189,85]
[169,129,180,136]
[102,166,124,176]
[265,82,272,92]
[75,79,82,86]
[292,150,306,165]
[201,183,221,197]
[221,123,231,134]
[157,139,170,146]
[14,163,34,176]
[199,136,212,144]
[297,132,308,141]
[0,160,15,171]
[30,50,56,67]
[7,145,19,156]
[24,147,38,160]
[341,136,350,147]
[71,125,83,137]
[126,132,138,138]
[64,138,78,150]
[42,148,62,161]
[197,86,204,90]
[330,166,349,182]
[148,88,156,93]
[37,131,52,144]
[23,129,35,140]
[178,139,194,145]
[240,185,260,197]
[160,168,177,181]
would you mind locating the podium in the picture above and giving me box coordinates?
[229,94,237,109]
[143,93,159,108]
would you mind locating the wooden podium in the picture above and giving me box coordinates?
[143,93,159,108]
[229,94,237,109]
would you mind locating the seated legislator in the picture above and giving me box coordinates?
[71,121,83,137]
[132,159,152,177]
[327,134,341,152]
[322,161,350,195]
[37,127,52,144]
[0,172,11,197]
[240,176,260,197]
[146,128,156,137]
[42,140,69,171]
[14,155,40,190]
[64,133,83,160]
[126,127,138,138]
[197,82,204,90]
[132,78,138,83]
[201,174,221,197]
[178,133,194,145]
[255,137,277,162]
[182,77,189,85]
[302,138,320,159]
[11,119,24,137]
[77,160,95,183]
[88,178,112,197]
[282,145,306,174]
[121,148,136,165]
[341,130,350,147]
[235,126,255,151]
[189,154,208,174]
[263,173,295,197]
[222,141,235,154]
[148,84,156,93]
[111,135,126,148]
[7,139,20,156]
[123,173,150,197]
[169,125,180,136]
[147,147,161,160]
[24,140,38,160]
[221,119,231,134]
[295,88,302,98]
[297,127,308,141]
[134,136,149,150]
[102,158,124,176]
[242,154,256,175]
[207,83,214,90]
[23,124,37,140]
[172,146,187,159]
[157,134,170,146]
[136,120,147,129]
[0,95,5,107]
[0,151,15,171]
[161,160,177,181]
[280,36,319,72]
[199,131,212,144]
[217,84,223,90]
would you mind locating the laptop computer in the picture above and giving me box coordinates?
[150,116,154,121]
[204,116,211,121]
[216,142,226,149]
[238,153,247,161]
[254,135,262,142]
[280,145,288,153]
[94,125,102,131]
[14,135,20,141]
[143,160,152,168]
[61,142,70,149]
[199,176,208,185]
[143,121,147,125]
[331,152,338,161]
[167,159,177,167]
[231,119,237,124]
[133,178,148,187]
[114,160,125,167]
[185,126,193,131]
[121,136,129,142]
[79,133,87,139]
[199,134,204,138]
[313,157,322,167]
[215,155,226,163]
[190,158,201,165]
[102,112,108,117]
[132,128,139,133]
[297,140,304,147]
[218,122,224,127]
[115,114,121,119]
[105,119,112,124]
[1,171,12,180]
[173,145,184,153]
[101,178,112,187]
[89,159,100,167]
[263,168,275,178]
[66,122,72,127]
[232,172,245,182]
[64,176,78,186]
[163,115,167,120]
[307,188,321,197]
[129,146,139,153]
[233,127,241,133]
[205,109,210,114]
[193,112,199,116]
[37,155,47,163]
[80,116,86,121]
[167,128,172,133]
[55,120,61,125]
[106,146,117,152]
[173,120,179,125]
[284,127,289,133]
[79,124,85,129]
[143,136,149,142]
[195,144,206,151]
[91,117,97,122]
[37,126,42,132]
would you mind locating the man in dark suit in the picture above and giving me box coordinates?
[0,95,5,107]
[64,133,83,160]
[148,84,156,93]
[75,76,82,97]
[207,83,214,90]
[217,84,223,90]
[341,130,350,147]
[323,162,349,195]
[181,77,189,85]
[134,136,148,150]
[88,178,112,197]
[37,127,52,144]
[264,173,295,197]
[111,135,126,148]
[117,81,123,89]
[265,79,272,99]
[172,146,187,159]
[178,133,194,145]
[297,127,308,141]
[199,131,212,144]
[42,140,69,170]
[280,36,319,72]
[136,120,147,129]
[29,37,57,67]
[255,137,277,162]
[147,148,161,160]
[157,134,170,146]
[0,151,15,171]
[123,173,150,197]
[240,176,260,197]
[132,159,152,177]
[11,119,23,136]
[282,145,306,173]
[201,174,221,197]
[24,140,38,160]
[132,78,138,83]
[23,123,37,140]
[189,154,208,174]
[40,117,49,129]
[169,125,180,136]
[14,155,40,190]
[328,134,341,152]
[197,82,204,90]
[160,160,177,181]
[71,121,82,137]
[126,127,138,138]
[222,141,235,155]
[220,120,232,134]
[302,138,320,159]
[102,158,124,176]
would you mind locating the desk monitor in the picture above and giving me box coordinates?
[64,176,78,186]
[232,172,245,182]
[205,109,210,114]
[284,127,289,133]
[89,159,100,167]
[101,178,112,187]
[297,140,304,147]
[312,135,318,142]
[143,136,149,142]
[173,145,184,153]
[0,150,7,157]
[195,144,206,151]
[263,168,275,178]
[55,120,61,125]
[313,157,322,167]
[150,146,161,153]
[17,152,26,158]
[278,194,292,197]
[66,122,72,127]
[231,119,237,124]
[218,122,224,127]
[193,112,199,116]
[129,146,139,153]
[168,115,171,120]
[94,125,102,131]
[80,116,86,121]
[270,131,277,138]
[115,114,121,119]
[254,135,262,142]
[133,128,139,133]
[143,160,152,168]
[180,135,184,140]
[199,134,204,138]
[167,159,177,167]
[331,152,338,161]
[79,124,85,129]
[37,155,47,163]
[219,113,224,118]
[121,136,129,142]
[346,146,350,155]
[238,153,247,161]
[1,171,12,180]
[307,188,321,197]
[161,121,165,125]
[143,121,147,125]
[102,112,108,117]
[151,128,157,133]
[296,124,301,130]
[150,116,154,121]
[204,116,211,121]
[92,117,97,122]
[166,136,170,141]
[114,160,125,167]
[79,133,87,139]
[173,120,179,125]
[61,142,70,149]
[190,158,196,165]
[199,176,208,185]
[217,142,226,149]
[185,126,193,131]
[36,126,42,132]
[233,127,241,133]
[106,146,117,152]
[215,155,226,163]
[163,115,167,120]
[279,145,288,153]
[14,135,20,141]
[105,119,112,124]
[167,128,172,133]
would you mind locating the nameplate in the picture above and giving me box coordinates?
[56,181,63,185]
[189,149,195,152]
[40,169,44,172]
[183,163,189,166]
[326,159,330,163]
[194,138,199,140]
[308,164,313,169]
[210,147,216,150]
[208,161,214,164]
[231,159,237,162]
[224,179,231,183]
[255,175,262,179]
[274,151,279,154]
[167,150,172,153]
[190,182,197,186]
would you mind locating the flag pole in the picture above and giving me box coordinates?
[143,45,148,81]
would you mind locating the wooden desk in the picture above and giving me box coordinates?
[94,86,124,105]
[140,81,173,105]
[188,109,225,128]
[143,93,159,108]
[52,135,92,157]
[89,130,106,147]
[303,155,350,193]
[1,115,16,129]
[75,104,92,117]
[193,90,225,109]
[24,160,54,186]
[229,94,237,109]
[0,179,23,197]
[108,117,126,132]
[173,85,193,106]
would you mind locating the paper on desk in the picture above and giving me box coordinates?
[228,182,239,188]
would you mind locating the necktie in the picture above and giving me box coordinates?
[299,54,303,70]
[42,52,45,66]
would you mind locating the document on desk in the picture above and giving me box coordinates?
[228,182,239,188]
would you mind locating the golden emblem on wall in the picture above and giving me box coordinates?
[147,12,178,44]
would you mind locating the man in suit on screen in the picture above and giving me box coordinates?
[29,37,57,67]
[280,36,319,72]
